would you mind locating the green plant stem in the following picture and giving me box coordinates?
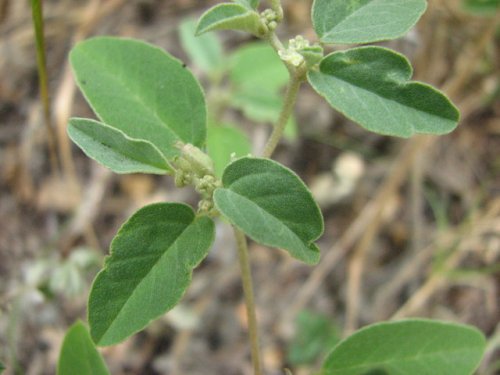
[233,227,263,375]
[31,0,60,175]
[262,72,302,158]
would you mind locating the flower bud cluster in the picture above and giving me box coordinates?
[260,9,280,32]
[279,35,324,68]
[173,143,221,216]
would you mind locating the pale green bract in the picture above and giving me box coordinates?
[88,203,214,346]
[322,319,486,375]
[312,0,427,44]
[70,37,207,160]
[57,321,110,375]
[68,118,171,175]
[308,47,459,137]
[214,157,323,264]
[195,3,265,37]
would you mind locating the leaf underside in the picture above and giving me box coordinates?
[322,319,486,375]
[312,0,427,44]
[308,47,459,137]
[68,118,171,174]
[214,157,323,264]
[57,321,110,375]
[89,203,214,346]
[70,37,206,160]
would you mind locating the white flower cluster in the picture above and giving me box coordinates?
[278,35,310,67]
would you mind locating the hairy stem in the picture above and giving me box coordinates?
[233,227,263,375]
[262,72,302,158]
[31,0,60,175]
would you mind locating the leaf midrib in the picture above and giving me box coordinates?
[314,71,453,122]
[79,48,181,143]
[99,218,196,341]
[217,188,313,249]
[72,120,169,172]
[330,345,481,372]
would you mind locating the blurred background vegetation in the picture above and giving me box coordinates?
[0,0,498,374]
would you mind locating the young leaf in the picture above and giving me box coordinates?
[308,47,459,137]
[195,3,265,37]
[206,125,251,177]
[179,18,224,74]
[70,37,206,160]
[213,157,323,264]
[88,203,215,346]
[68,118,171,174]
[230,43,289,92]
[312,0,427,44]
[233,0,260,9]
[322,319,486,375]
[57,321,110,375]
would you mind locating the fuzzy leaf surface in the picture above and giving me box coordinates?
[233,0,260,9]
[312,0,427,44]
[308,47,459,137]
[214,157,323,264]
[179,18,224,74]
[70,37,206,160]
[196,4,264,36]
[57,321,110,375]
[322,319,486,375]
[89,203,214,346]
[68,118,171,174]
[207,125,251,177]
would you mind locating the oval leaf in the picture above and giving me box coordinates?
[312,0,427,44]
[57,321,110,375]
[308,47,459,137]
[322,319,486,375]
[70,37,206,160]
[207,125,251,178]
[196,4,265,37]
[89,203,215,346]
[68,118,171,174]
[213,157,323,264]
[179,18,224,74]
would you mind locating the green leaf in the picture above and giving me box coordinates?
[0,362,5,373]
[214,157,323,264]
[308,47,459,137]
[230,89,297,140]
[233,0,260,9]
[206,125,251,177]
[462,0,499,14]
[287,311,340,366]
[57,321,110,375]
[88,203,214,346]
[230,43,289,92]
[70,37,206,160]
[179,18,224,74]
[195,4,265,37]
[68,118,171,174]
[312,0,427,44]
[322,319,486,375]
